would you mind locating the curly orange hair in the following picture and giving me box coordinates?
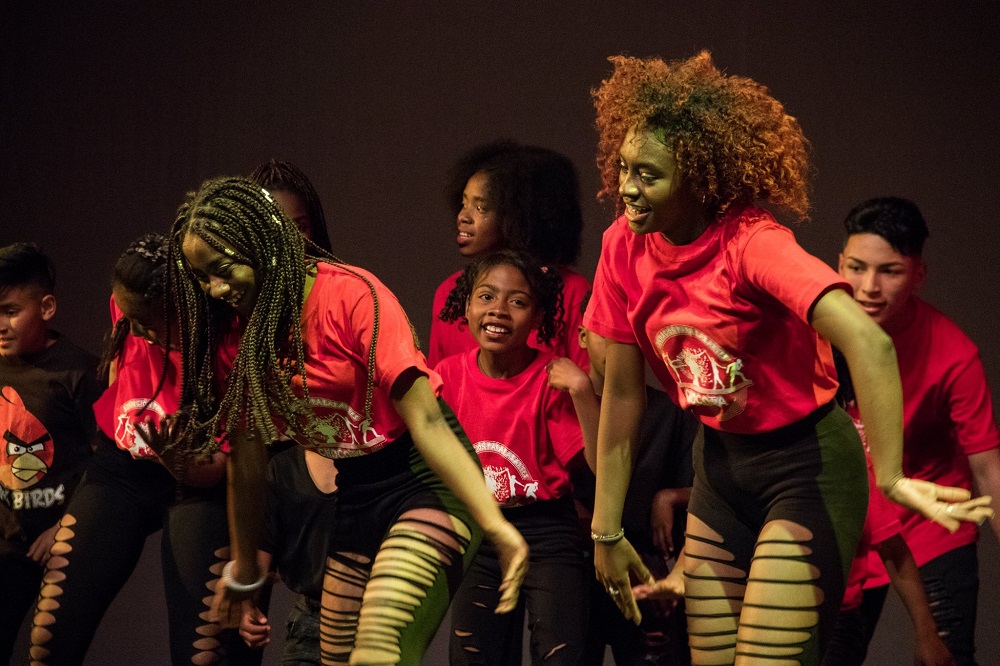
[593,51,811,221]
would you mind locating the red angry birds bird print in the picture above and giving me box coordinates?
[0,385,53,490]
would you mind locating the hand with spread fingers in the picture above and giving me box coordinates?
[594,536,653,625]
[489,520,530,614]
[884,477,995,533]
[134,414,177,457]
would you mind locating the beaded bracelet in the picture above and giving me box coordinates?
[591,527,625,544]
[221,560,268,593]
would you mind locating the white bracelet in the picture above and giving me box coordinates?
[591,527,625,544]
[221,560,268,593]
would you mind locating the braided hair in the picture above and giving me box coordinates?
[99,233,170,379]
[439,250,565,346]
[249,159,333,253]
[167,177,377,456]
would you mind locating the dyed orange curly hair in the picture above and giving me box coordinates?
[593,51,811,221]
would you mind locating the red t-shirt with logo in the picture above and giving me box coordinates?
[93,297,240,459]
[290,262,442,458]
[427,266,591,371]
[435,348,583,508]
[860,297,1000,587]
[584,207,848,433]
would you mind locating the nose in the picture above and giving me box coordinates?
[619,171,639,200]
[202,277,230,300]
[457,204,472,225]
[859,269,880,295]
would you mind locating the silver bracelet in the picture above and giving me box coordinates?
[591,527,625,544]
[221,560,268,593]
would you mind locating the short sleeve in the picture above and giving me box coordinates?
[546,388,584,467]
[946,349,1000,456]
[741,224,851,323]
[584,223,637,344]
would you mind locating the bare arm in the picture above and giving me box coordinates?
[592,340,652,624]
[877,534,954,666]
[209,427,269,627]
[810,289,984,530]
[969,448,1000,538]
[393,375,528,613]
[546,356,601,472]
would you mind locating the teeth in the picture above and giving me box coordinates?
[484,325,508,334]
[626,204,649,215]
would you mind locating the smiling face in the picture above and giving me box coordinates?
[0,286,55,357]
[456,171,502,258]
[617,126,708,245]
[465,263,540,359]
[839,232,925,333]
[181,233,258,318]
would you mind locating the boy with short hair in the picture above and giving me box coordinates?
[0,243,100,664]
[838,197,1000,665]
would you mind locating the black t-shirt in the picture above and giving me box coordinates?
[263,446,336,599]
[0,334,100,554]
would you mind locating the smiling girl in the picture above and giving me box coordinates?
[583,52,992,665]
[436,250,590,665]
[166,177,528,666]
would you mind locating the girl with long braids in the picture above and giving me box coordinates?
[248,158,333,253]
[436,251,590,665]
[167,177,528,666]
[28,234,255,665]
[583,52,993,665]
[427,142,590,369]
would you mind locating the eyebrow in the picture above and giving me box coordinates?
[475,283,531,297]
[844,255,906,268]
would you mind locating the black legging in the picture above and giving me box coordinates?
[27,441,261,665]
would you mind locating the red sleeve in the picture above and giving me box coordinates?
[584,221,637,344]
[946,347,1000,456]
[740,224,852,323]
[546,386,584,467]
[427,273,459,367]
[349,277,443,397]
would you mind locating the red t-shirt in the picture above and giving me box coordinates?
[842,418,902,609]
[427,266,591,371]
[93,297,239,459]
[861,297,1000,587]
[584,207,848,433]
[435,348,583,508]
[289,262,442,458]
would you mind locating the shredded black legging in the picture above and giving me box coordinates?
[27,443,259,666]
[318,400,483,666]
[684,403,868,666]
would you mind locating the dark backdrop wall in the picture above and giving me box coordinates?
[2,2,998,664]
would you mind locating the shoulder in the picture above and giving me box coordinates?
[42,335,99,374]
[913,298,980,353]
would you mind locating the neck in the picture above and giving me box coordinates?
[883,296,920,336]
[476,346,536,379]
[659,200,715,246]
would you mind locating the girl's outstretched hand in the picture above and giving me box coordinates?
[487,520,529,614]
[885,477,994,533]
[594,537,653,625]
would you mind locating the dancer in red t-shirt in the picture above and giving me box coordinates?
[248,159,333,254]
[837,196,1000,665]
[584,52,992,665]
[436,250,589,664]
[28,234,255,665]
[167,177,528,666]
[427,142,590,370]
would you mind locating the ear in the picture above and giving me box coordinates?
[577,325,588,350]
[39,294,56,322]
[837,252,846,276]
[913,257,927,290]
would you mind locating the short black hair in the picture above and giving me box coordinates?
[0,242,56,296]
[843,197,929,257]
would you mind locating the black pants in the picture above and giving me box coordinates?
[28,442,260,665]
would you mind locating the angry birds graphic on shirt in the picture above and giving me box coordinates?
[1,385,54,491]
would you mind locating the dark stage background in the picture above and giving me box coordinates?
[2,2,998,664]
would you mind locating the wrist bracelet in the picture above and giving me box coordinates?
[591,527,625,544]
[221,560,268,593]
